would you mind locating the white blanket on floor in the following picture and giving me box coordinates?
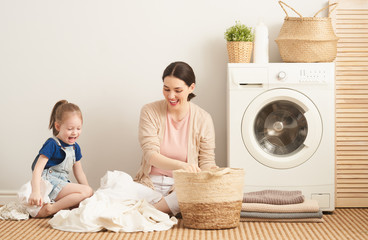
[48,170,178,232]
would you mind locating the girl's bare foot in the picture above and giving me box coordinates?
[35,203,54,218]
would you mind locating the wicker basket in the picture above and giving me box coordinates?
[173,168,245,229]
[275,1,339,62]
[227,41,253,63]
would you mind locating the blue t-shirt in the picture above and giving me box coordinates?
[31,138,82,171]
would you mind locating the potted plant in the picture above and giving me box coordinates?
[225,21,255,63]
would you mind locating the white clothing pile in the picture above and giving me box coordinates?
[0,201,29,220]
[0,178,53,220]
[48,171,178,232]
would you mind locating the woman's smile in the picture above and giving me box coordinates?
[169,99,179,106]
[163,75,194,111]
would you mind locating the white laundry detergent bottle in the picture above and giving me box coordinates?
[253,20,269,63]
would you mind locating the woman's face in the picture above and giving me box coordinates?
[163,76,195,110]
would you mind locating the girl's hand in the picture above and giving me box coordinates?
[182,163,201,173]
[29,154,48,207]
[28,192,43,206]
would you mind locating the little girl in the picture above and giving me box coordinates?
[28,100,93,218]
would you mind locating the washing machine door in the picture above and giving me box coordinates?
[241,88,322,169]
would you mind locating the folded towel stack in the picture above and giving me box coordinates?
[240,190,323,223]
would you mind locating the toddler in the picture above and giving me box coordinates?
[29,100,93,217]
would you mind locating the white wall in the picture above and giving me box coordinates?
[0,0,328,202]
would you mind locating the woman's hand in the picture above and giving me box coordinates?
[28,192,43,206]
[182,163,201,173]
[150,152,202,172]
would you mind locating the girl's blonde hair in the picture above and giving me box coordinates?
[49,100,83,136]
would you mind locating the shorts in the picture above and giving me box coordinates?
[150,175,180,215]
[42,169,70,201]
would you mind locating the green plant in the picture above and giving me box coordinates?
[224,21,254,42]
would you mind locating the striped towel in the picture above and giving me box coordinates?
[243,190,305,205]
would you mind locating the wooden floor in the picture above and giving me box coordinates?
[0,208,367,240]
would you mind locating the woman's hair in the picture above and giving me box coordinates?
[49,100,83,136]
[162,61,196,101]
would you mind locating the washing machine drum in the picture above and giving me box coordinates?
[242,89,322,169]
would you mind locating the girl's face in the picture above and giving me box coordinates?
[163,76,195,111]
[55,112,82,145]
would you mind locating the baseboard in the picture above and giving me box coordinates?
[0,191,18,205]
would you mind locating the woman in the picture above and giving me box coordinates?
[135,61,217,215]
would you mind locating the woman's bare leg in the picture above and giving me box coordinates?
[153,197,172,214]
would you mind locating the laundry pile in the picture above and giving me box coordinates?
[0,178,54,220]
[0,171,178,233]
[240,190,323,222]
[0,201,29,220]
[49,171,178,232]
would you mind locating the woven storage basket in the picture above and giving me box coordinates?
[173,168,245,229]
[275,1,338,62]
[227,41,253,63]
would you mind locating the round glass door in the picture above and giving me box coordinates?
[242,89,322,169]
[254,100,307,156]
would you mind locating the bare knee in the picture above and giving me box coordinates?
[153,197,172,214]
[80,185,93,199]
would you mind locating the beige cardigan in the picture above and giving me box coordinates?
[134,100,216,189]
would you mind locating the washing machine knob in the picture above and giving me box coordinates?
[278,71,287,80]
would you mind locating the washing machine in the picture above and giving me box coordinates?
[227,63,335,211]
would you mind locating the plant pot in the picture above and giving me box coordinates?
[227,41,253,63]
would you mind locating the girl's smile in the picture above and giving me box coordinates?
[55,112,82,145]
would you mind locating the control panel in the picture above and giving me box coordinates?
[299,68,327,83]
[228,63,334,88]
[270,65,331,85]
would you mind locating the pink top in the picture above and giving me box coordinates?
[150,111,190,177]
